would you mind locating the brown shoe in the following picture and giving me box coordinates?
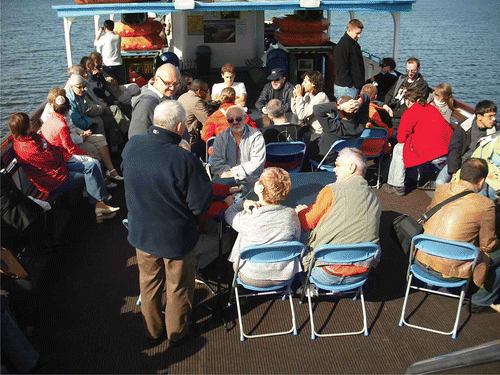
[382,183,406,196]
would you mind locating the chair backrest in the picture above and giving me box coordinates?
[411,234,480,263]
[360,127,388,158]
[315,137,364,171]
[313,242,380,265]
[265,141,307,172]
[239,241,306,264]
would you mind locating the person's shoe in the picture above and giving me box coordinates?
[105,179,118,189]
[169,324,200,348]
[146,334,166,347]
[382,183,406,196]
[470,303,490,314]
[95,205,120,223]
[419,180,436,191]
[106,168,124,181]
[490,303,500,313]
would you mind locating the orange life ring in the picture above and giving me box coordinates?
[121,35,164,51]
[115,20,163,37]
[276,17,330,33]
[274,31,330,46]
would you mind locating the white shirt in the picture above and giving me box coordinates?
[211,82,247,98]
[94,31,122,67]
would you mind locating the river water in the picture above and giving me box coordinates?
[1,0,499,137]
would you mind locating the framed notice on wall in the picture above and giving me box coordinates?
[204,20,236,43]
[187,15,204,35]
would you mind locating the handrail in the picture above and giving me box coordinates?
[405,339,500,374]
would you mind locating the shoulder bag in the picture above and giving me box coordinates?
[391,191,472,254]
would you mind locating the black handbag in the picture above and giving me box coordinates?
[391,191,472,254]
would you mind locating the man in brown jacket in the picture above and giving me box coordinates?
[418,158,500,313]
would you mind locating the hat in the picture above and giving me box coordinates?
[267,69,285,81]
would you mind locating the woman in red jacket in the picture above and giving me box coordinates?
[383,87,453,196]
[10,113,119,223]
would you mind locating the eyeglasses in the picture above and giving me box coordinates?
[74,85,85,89]
[407,69,418,74]
[157,75,180,89]
[227,117,243,124]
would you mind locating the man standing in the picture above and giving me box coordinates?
[436,100,498,186]
[418,158,499,313]
[296,148,381,284]
[384,57,429,122]
[128,63,180,139]
[255,68,294,114]
[94,20,127,85]
[177,79,210,154]
[210,105,266,181]
[122,101,213,346]
[333,19,365,99]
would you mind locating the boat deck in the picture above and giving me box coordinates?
[30,180,500,374]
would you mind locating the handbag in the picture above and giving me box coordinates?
[1,247,28,279]
[391,190,472,254]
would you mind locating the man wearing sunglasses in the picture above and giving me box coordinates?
[210,105,266,182]
[128,63,180,139]
[384,57,429,124]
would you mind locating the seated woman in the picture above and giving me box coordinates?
[211,63,247,107]
[291,70,330,143]
[225,167,301,287]
[9,113,119,223]
[40,87,123,181]
[66,74,124,151]
[201,87,256,143]
[428,83,456,125]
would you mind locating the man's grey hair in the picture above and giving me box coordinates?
[267,99,285,118]
[153,100,186,131]
[225,105,245,118]
[337,147,367,176]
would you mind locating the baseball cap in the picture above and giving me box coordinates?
[267,69,285,81]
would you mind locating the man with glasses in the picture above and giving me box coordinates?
[177,79,210,153]
[128,63,180,139]
[255,68,293,115]
[210,105,266,182]
[383,57,429,124]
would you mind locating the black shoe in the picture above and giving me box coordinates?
[146,332,166,347]
[470,303,490,314]
[169,324,200,348]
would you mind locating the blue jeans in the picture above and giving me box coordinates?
[51,159,109,203]
[435,163,451,187]
[311,266,367,285]
[334,84,359,99]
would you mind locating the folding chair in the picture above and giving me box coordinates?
[265,141,307,172]
[398,234,480,339]
[229,241,306,341]
[360,128,388,189]
[205,136,216,163]
[310,138,364,172]
[300,242,380,339]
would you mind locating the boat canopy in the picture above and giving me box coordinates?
[53,0,416,68]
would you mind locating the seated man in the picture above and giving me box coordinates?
[201,87,256,142]
[308,94,368,165]
[436,100,498,187]
[210,105,266,182]
[383,87,453,196]
[177,79,210,154]
[417,158,499,313]
[255,68,293,114]
[260,99,301,143]
[296,148,381,284]
[384,57,429,124]
[367,57,399,103]
[211,63,247,107]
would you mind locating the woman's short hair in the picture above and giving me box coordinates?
[68,74,85,88]
[221,63,235,75]
[47,87,70,114]
[302,70,324,95]
[9,112,31,139]
[259,167,292,205]
[221,87,236,103]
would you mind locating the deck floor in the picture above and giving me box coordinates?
[28,179,500,374]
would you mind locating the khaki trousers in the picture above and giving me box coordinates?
[136,249,195,341]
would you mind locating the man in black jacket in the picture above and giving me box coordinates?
[435,100,498,186]
[122,100,213,347]
[333,19,365,99]
[255,68,293,114]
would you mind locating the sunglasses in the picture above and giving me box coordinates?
[227,117,243,124]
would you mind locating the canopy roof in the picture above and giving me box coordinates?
[53,0,415,18]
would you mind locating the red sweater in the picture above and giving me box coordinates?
[201,103,257,142]
[13,133,68,198]
[41,113,87,162]
[397,103,453,168]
